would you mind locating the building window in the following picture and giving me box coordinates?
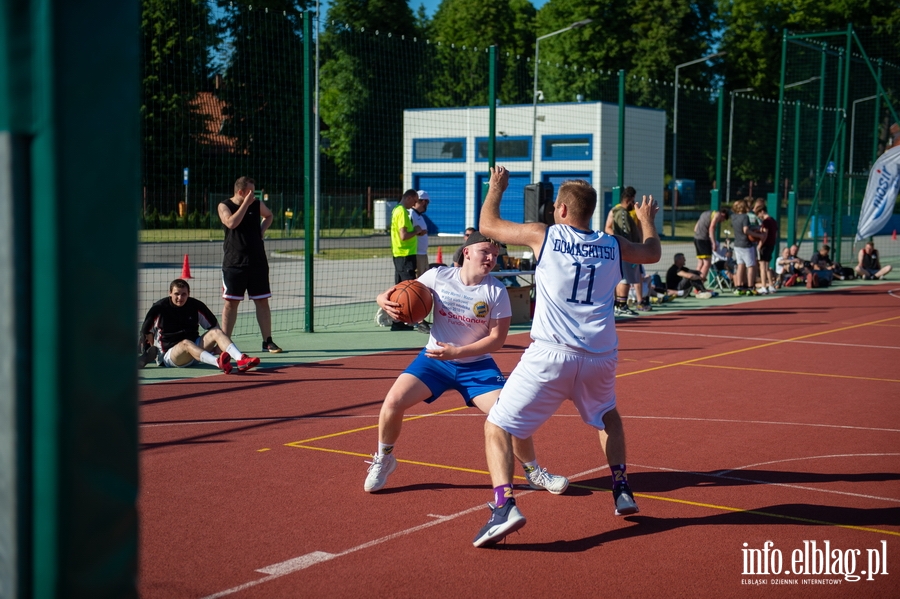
[476,137,531,161]
[413,138,465,162]
[543,135,592,160]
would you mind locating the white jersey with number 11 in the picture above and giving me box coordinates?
[531,224,622,353]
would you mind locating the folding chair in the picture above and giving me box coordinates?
[706,245,734,293]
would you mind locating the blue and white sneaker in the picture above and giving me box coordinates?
[613,482,639,516]
[472,498,526,547]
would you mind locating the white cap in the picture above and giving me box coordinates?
[416,190,429,201]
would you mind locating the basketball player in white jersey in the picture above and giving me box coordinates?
[472,166,661,547]
[364,231,568,495]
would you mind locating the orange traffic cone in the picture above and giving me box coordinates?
[823,234,828,246]
[893,229,897,241]
[181,254,193,279]
[436,246,443,264]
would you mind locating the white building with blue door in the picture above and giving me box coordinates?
[403,101,666,235]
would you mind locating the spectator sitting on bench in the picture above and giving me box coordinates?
[855,241,892,280]
[666,253,714,299]
[776,246,804,287]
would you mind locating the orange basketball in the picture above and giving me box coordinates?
[389,280,433,324]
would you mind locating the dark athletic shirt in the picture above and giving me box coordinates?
[221,198,267,268]
[140,296,218,352]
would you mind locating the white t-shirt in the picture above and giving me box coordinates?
[409,209,428,255]
[531,224,621,353]
[417,266,511,364]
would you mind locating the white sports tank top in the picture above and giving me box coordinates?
[531,224,622,353]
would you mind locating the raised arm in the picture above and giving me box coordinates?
[478,166,547,257]
[218,189,256,230]
[618,195,662,265]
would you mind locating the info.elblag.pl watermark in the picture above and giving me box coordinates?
[741,540,889,585]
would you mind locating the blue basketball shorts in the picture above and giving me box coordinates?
[403,349,505,407]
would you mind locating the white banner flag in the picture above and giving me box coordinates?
[856,144,900,241]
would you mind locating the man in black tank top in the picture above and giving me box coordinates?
[855,241,892,280]
[218,176,282,353]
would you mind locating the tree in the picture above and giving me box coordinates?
[141,0,219,211]
[319,0,425,188]
[217,1,310,195]
[427,0,536,107]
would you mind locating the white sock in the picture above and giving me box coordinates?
[378,442,394,456]
[226,343,243,360]
[199,351,218,367]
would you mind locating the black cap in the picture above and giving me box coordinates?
[461,231,502,249]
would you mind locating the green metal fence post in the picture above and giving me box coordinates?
[772,29,788,218]
[488,46,497,169]
[712,87,723,211]
[303,11,315,332]
[618,69,625,189]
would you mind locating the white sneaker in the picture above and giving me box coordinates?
[375,308,393,327]
[767,285,776,293]
[525,467,569,494]
[757,287,768,294]
[364,454,397,492]
[695,291,713,299]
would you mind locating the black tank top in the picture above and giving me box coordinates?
[862,250,879,270]
[221,198,267,268]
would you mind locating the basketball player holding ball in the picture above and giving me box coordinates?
[364,231,568,496]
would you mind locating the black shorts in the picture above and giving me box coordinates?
[758,245,775,263]
[222,266,271,300]
[393,255,417,284]
[694,238,713,259]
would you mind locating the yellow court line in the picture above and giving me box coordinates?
[283,443,900,538]
[687,363,900,384]
[284,406,470,446]
[617,314,900,379]
[563,481,900,537]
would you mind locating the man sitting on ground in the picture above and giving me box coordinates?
[139,278,260,373]
[855,241,892,280]
[666,253,714,299]
[810,244,843,280]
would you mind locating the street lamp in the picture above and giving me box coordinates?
[531,18,593,183]
[671,50,725,236]
[726,87,753,204]
[784,76,820,90]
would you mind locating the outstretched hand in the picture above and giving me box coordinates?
[634,195,659,223]
[489,165,510,192]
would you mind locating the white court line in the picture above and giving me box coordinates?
[141,414,900,432]
[199,489,540,599]
[629,454,900,504]
[625,415,900,433]
[619,328,900,350]
[199,454,900,599]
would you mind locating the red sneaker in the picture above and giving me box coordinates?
[237,354,260,372]
[217,352,233,375]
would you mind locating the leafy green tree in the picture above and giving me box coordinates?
[427,0,536,107]
[319,0,425,187]
[216,1,310,195]
[141,0,219,211]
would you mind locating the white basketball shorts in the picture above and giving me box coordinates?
[487,340,617,439]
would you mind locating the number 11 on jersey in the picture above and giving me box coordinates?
[567,262,596,305]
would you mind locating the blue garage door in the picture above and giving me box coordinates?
[541,172,593,196]
[475,172,529,227]
[413,173,466,234]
